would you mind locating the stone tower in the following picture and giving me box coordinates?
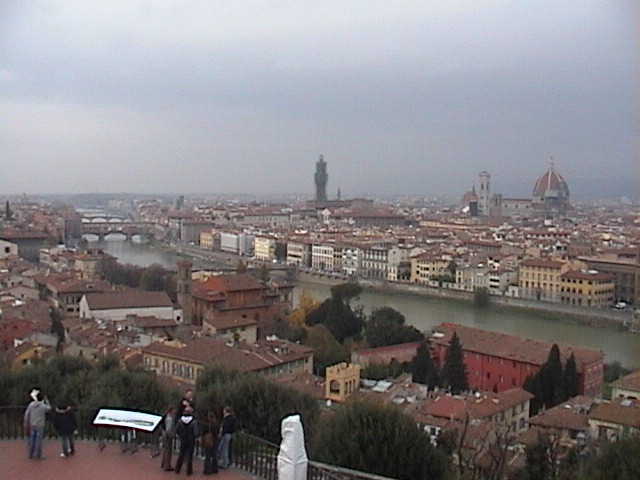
[177,259,192,324]
[478,171,491,216]
[314,155,328,203]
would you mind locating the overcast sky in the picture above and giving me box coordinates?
[1,1,637,198]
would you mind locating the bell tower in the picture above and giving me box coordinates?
[314,155,328,203]
[177,260,193,325]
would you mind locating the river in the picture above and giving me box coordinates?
[92,238,639,369]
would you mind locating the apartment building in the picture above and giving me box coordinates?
[559,270,615,307]
[429,323,604,396]
[411,253,449,284]
[518,257,571,302]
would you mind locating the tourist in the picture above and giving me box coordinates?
[218,406,236,469]
[160,406,176,471]
[53,402,77,457]
[201,410,220,475]
[177,388,196,417]
[175,405,198,475]
[23,388,51,459]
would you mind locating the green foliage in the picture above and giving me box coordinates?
[410,341,440,388]
[259,263,270,282]
[196,365,319,444]
[474,287,491,308]
[305,325,350,375]
[0,354,169,415]
[312,399,451,480]
[329,282,362,302]
[364,307,423,348]
[603,361,631,383]
[583,437,640,480]
[523,344,578,415]
[305,284,364,343]
[441,332,468,394]
[362,361,407,381]
[564,353,579,399]
[97,260,177,301]
[236,259,247,273]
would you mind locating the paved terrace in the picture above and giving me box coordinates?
[1,440,262,480]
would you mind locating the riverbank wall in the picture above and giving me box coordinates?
[297,271,637,332]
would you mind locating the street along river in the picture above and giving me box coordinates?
[93,238,639,369]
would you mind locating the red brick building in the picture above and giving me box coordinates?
[429,323,603,397]
[190,273,293,337]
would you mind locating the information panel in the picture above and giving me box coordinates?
[93,408,163,432]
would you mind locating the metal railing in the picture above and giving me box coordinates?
[1,406,396,480]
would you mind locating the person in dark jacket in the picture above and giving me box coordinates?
[53,403,77,457]
[201,410,220,475]
[175,405,198,475]
[217,406,236,469]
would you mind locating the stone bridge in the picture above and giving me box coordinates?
[81,221,156,240]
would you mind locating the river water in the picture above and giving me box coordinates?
[93,238,639,369]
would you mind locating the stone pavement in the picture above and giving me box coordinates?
[0,440,263,480]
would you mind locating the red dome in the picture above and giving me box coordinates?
[533,164,569,199]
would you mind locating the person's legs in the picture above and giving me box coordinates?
[185,446,194,475]
[203,448,212,474]
[33,426,44,458]
[61,435,70,456]
[218,433,230,468]
[27,428,36,458]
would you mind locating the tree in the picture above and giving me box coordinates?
[305,283,364,343]
[583,436,640,480]
[196,365,319,444]
[563,353,579,399]
[236,259,247,273]
[524,344,570,415]
[312,399,451,480]
[474,287,490,308]
[305,324,350,375]
[410,341,440,388]
[364,307,423,348]
[441,332,468,394]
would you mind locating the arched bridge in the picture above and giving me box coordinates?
[81,222,156,240]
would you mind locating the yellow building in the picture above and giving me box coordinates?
[199,231,216,250]
[559,270,615,307]
[518,257,571,302]
[254,235,277,261]
[325,362,361,402]
[410,253,449,284]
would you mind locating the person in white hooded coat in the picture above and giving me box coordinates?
[277,414,308,480]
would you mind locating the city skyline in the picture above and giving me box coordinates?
[1,1,636,198]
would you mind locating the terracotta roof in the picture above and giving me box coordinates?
[143,337,313,373]
[560,270,615,282]
[84,290,173,310]
[589,397,640,428]
[528,395,593,431]
[611,369,640,393]
[520,257,566,269]
[204,315,257,331]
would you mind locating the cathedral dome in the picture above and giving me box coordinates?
[532,163,569,199]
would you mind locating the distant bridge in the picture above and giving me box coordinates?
[81,222,156,240]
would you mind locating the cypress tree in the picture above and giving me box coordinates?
[410,341,440,388]
[564,352,579,399]
[441,332,468,394]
